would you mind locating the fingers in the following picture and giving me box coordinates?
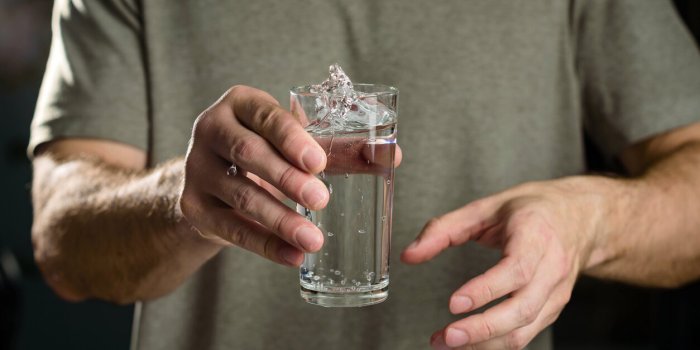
[203,100,329,210]
[180,193,304,266]
[442,266,556,347]
[205,156,323,253]
[226,85,327,173]
[401,197,502,264]
[448,227,547,314]
[433,289,569,350]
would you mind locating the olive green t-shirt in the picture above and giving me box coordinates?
[30,0,700,349]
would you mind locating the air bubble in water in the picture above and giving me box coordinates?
[358,229,366,234]
[381,216,387,222]
[340,278,347,285]
[327,231,334,237]
[354,281,361,286]
[344,173,349,179]
[386,179,391,185]
[313,275,320,281]
[340,212,345,217]
[324,252,328,256]
[328,184,333,194]
[334,270,341,276]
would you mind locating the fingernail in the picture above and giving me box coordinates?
[430,335,450,350]
[406,240,420,250]
[302,182,328,209]
[296,226,323,252]
[279,245,301,266]
[445,328,470,347]
[450,295,473,313]
[301,147,324,172]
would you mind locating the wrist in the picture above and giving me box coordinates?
[575,174,642,273]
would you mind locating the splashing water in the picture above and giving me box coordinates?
[306,64,396,135]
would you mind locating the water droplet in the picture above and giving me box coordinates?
[367,272,375,281]
[327,279,334,285]
[344,173,349,179]
[320,171,326,180]
[316,222,323,228]
[327,231,334,237]
[386,179,391,185]
[354,281,361,286]
[358,229,366,234]
[313,275,320,281]
[340,279,347,285]
[334,270,341,276]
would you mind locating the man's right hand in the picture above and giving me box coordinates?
[179,85,329,267]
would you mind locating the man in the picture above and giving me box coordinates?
[30,0,700,349]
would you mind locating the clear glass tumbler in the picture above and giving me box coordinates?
[290,84,398,307]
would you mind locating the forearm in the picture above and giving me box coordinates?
[32,155,222,304]
[584,141,700,288]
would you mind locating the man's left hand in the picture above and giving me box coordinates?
[402,176,621,349]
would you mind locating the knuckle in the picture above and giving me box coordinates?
[506,331,528,350]
[257,105,282,131]
[178,196,193,219]
[226,225,248,247]
[558,290,572,306]
[178,190,199,220]
[512,258,534,287]
[193,110,214,138]
[262,235,277,260]
[277,166,300,191]
[230,136,262,163]
[272,212,294,237]
[277,123,304,150]
[229,184,257,215]
[224,84,245,99]
[476,318,497,340]
[516,300,539,324]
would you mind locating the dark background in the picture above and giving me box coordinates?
[0,1,698,349]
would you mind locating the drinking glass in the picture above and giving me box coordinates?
[290,84,398,307]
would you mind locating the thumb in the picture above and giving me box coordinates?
[400,195,504,265]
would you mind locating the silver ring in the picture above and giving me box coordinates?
[226,164,238,176]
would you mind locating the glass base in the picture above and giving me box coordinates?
[300,284,388,307]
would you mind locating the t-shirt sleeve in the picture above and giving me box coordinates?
[28,0,148,157]
[576,0,700,160]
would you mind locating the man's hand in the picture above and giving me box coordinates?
[180,85,331,266]
[402,176,623,349]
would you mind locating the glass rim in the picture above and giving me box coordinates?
[290,83,398,97]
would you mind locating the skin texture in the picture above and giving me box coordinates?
[402,122,700,349]
[32,85,699,347]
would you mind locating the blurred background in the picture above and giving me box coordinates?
[0,1,698,349]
